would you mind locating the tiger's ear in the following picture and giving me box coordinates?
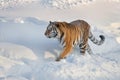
[49,21,52,24]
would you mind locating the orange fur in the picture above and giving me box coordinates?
[45,20,105,61]
[56,20,90,61]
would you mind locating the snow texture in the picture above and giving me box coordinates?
[0,17,120,80]
[0,0,120,80]
[0,0,120,9]
[40,0,95,9]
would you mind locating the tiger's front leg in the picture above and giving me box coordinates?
[56,45,73,61]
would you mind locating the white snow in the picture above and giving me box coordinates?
[0,0,120,9]
[0,0,33,10]
[40,0,95,9]
[0,0,120,80]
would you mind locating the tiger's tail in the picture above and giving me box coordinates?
[89,32,105,45]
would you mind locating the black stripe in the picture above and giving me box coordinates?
[60,32,64,43]
[81,44,87,49]
[62,40,65,45]
[86,45,93,54]
[99,35,105,41]
[53,28,58,37]
[80,50,85,53]
[73,41,75,45]
[79,43,87,48]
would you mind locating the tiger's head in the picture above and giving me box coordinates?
[44,21,61,38]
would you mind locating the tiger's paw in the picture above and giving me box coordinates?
[56,58,61,61]
[55,57,66,61]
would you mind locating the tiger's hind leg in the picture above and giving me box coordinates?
[79,43,87,55]
[79,43,93,55]
[86,44,93,54]
[79,29,89,55]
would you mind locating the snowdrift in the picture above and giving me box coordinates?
[0,0,33,10]
[0,0,120,9]
[0,0,120,80]
[40,0,94,9]
[0,17,120,80]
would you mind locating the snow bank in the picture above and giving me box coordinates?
[33,54,120,80]
[0,17,47,24]
[40,0,95,9]
[0,0,95,9]
[0,0,120,79]
[0,0,33,10]
[0,43,37,61]
[0,17,120,80]
[0,42,38,79]
[0,0,120,9]
[0,43,37,69]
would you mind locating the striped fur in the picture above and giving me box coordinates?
[45,20,105,61]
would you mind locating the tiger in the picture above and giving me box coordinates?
[44,20,105,61]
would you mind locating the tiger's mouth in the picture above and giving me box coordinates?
[46,34,57,38]
[45,32,58,38]
[45,34,51,38]
[49,33,58,38]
